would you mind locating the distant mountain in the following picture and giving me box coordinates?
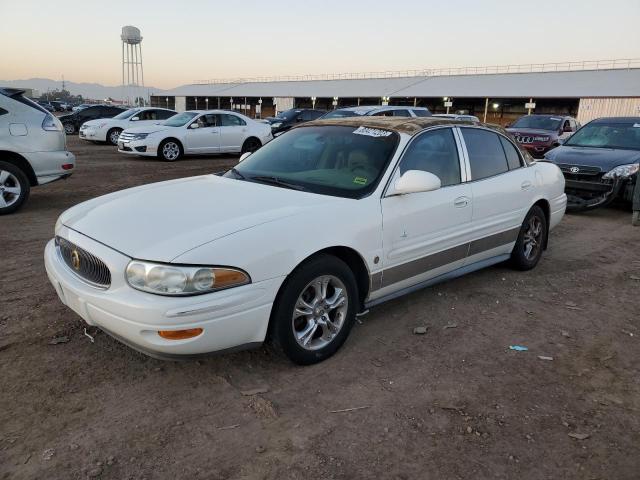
[0,78,159,101]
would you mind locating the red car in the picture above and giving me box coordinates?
[507,114,580,158]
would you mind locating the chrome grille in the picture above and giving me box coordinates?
[515,135,533,144]
[118,132,136,142]
[55,236,111,289]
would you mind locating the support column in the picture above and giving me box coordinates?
[483,98,489,123]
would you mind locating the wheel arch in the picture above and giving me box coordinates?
[0,150,38,186]
[266,245,371,338]
[532,198,550,249]
[160,137,184,152]
[242,136,262,151]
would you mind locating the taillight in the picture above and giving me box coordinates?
[61,164,74,170]
[42,114,62,132]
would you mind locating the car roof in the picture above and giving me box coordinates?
[332,105,428,114]
[590,116,640,123]
[307,116,501,136]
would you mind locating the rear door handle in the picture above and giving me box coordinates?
[521,181,533,190]
[454,196,470,208]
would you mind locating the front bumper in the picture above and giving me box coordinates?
[44,228,283,359]
[564,176,628,211]
[118,139,157,156]
[79,127,107,142]
[21,150,76,185]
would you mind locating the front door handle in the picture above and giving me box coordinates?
[521,181,533,190]
[454,196,470,208]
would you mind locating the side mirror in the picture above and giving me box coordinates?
[131,116,140,121]
[393,170,441,195]
[189,123,200,129]
[239,152,252,162]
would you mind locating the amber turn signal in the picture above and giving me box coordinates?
[158,328,203,340]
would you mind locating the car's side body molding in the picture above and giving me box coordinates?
[370,226,519,293]
[365,253,511,309]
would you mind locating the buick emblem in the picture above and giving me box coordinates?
[569,167,580,173]
[71,250,81,271]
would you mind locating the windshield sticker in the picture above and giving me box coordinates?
[550,117,562,121]
[353,126,392,137]
[353,177,368,185]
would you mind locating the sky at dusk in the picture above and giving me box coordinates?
[1,0,639,89]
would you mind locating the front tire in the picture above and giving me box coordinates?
[510,205,547,270]
[63,123,75,135]
[0,161,30,215]
[158,139,182,162]
[270,254,358,365]
[241,137,261,155]
[106,128,123,146]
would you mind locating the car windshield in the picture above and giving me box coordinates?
[113,108,141,120]
[322,110,365,119]
[162,112,197,127]
[565,121,640,150]
[226,125,399,198]
[275,109,301,120]
[511,116,562,131]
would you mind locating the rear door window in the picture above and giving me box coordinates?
[156,110,175,120]
[219,114,246,126]
[461,128,509,180]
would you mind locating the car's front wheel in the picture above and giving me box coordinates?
[271,254,358,365]
[63,123,75,135]
[0,161,30,215]
[510,205,547,270]
[107,128,123,146]
[158,139,182,162]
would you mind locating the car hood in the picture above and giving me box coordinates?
[60,175,339,262]
[545,145,640,170]
[58,113,75,121]
[507,128,558,138]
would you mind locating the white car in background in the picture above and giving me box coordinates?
[79,107,177,146]
[434,113,480,122]
[46,117,566,364]
[118,110,273,161]
[322,105,431,119]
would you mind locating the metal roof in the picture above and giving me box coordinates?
[153,68,640,99]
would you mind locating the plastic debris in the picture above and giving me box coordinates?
[49,336,69,345]
[509,345,528,351]
[83,328,95,343]
[568,432,590,440]
[443,323,458,329]
[538,356,554,361]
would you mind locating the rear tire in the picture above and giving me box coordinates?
[158,139,183,162]
[106,128,123,146]
[241,137,261,155]
[0,161,30,215]
[510,205,547,271]
[270,254,358,365]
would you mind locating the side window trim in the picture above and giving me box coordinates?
[456,126,521,182]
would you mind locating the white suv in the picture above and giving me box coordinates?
[0,88,75,214]
[79,107,177,146]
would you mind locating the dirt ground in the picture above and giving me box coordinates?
[1,136,639,480]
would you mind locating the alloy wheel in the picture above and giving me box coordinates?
[109,130,122,145]
[0,170,22,208]
[291,275,349,351]
[64,123,75,134]
[162,142,180,160]
[523,215,543,260]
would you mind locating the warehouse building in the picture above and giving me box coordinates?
[151,61,640,126]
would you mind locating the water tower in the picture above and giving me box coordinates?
[121,26,145,106]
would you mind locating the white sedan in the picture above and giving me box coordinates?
[117,110,273,161]
[79,107,177,145]
[45,117,566,364]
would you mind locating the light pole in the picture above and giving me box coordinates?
[443,97,452,114]
[195,97,198,110]
[165,97,168,109]
[332,97,338,109]
[230,97,234,110]
[205,97,209,110]
[311,96,316,109]
[382,96,390,106]
[257,98,262,119]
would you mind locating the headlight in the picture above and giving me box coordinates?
[271,122,282,129]
[602,163,639,179]
[125,260,250,296]
[131,133,149,140]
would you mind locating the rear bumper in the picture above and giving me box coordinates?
[21,150,76,185]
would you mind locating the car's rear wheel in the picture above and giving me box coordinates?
[63,123,75,135]
[510,205,547,270]
[270,254,358,365]
[241,137,261,155]
[107,128,123,146]
[158,139,182,162]
[0,161,30,215]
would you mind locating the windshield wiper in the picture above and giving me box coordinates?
[250,175,307,191]
[229,167,247,180]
